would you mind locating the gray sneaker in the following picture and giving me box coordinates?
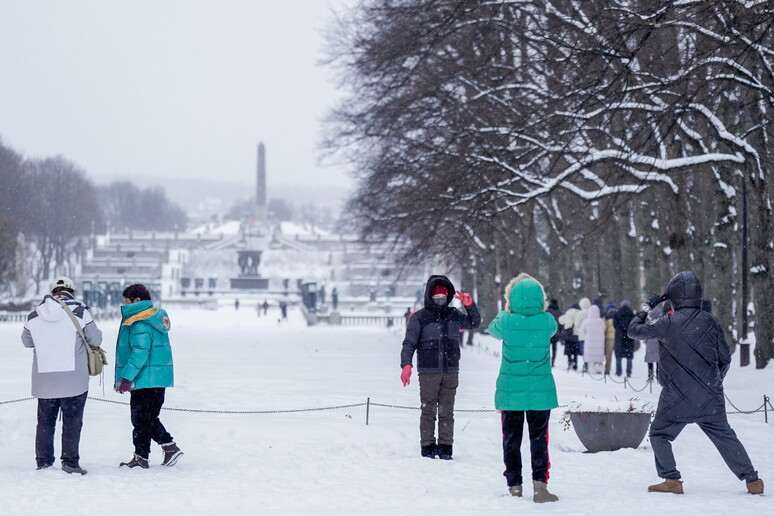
[62,464,88,475]
[161,442,183,467]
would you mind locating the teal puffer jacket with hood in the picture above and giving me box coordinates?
[115,300,174,390]
[489,273,558,411]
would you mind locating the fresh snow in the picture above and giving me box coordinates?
[1,306,771,515]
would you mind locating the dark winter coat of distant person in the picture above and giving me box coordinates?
[546,298,561,368]
[613,301,636,376]
[628,271,763,496]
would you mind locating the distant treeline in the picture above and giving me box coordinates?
[0,137,187,296]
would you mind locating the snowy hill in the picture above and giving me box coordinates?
[0,307,770,515]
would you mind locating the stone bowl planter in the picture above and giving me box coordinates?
[568,411,652,453]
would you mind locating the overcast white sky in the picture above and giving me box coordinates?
[0,0,356,195]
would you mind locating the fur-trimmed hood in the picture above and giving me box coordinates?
[503,273,547,316]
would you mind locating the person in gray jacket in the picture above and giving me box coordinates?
[21,277,103,475]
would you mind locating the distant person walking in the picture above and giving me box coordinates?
[234,298,240,311]
[488,273,559,503]
[558,303,580,370]
[279,301,288,320]
[613,300,636,377]
[629,271,763,495]
[262,300,270,316]
[603,303,617,375]
[643,302,669,383]
[546,298,562,368]
[331,287,339,311]
[115,284,183,469]
[21,276,103,474]
[581,305,605,374]
[573,298,591,372]
[400,275,480,460]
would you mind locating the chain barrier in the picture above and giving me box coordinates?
[86,396,368,414]
[0,396,34,405]
[723,394,766,415]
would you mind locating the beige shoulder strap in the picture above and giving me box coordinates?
[55,297,88,344]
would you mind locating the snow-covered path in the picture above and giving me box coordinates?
[1,307,771,515]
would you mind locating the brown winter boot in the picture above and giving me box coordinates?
[508,485,522,497]
[532,481,558,503]
[648,478,684,494]
[747,479,764,495]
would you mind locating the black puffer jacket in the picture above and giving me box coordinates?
[400,275,481,373]
[628,271,731,422]
[614,304,636,358]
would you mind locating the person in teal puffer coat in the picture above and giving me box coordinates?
[115,284,183,469]
[488,273,559,503]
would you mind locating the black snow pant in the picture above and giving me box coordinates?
[501,410,552,487]
[130,388,174,459]
[36,391,88,468]
[650,414,759,482]
[418,372,458,446]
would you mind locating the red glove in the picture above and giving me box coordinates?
[400,365,412,386]
[117,378,133,394]
[455,291,474,307]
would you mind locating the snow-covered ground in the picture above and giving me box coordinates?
[1,306,771,515]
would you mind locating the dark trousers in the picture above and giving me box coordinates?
[501,410,552,486]
[418,372,458,446]
[650,415,758,482]
[615,356,632,376]
[130,388,173,458]
[36,391,88,468]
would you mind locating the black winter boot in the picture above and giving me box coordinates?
[120,453,149,469]
[161,442,183,467]
[437,444,453,460]
[421,444,437,459]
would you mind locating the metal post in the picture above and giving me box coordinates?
[765,395,769,424]
[366,397,370,426]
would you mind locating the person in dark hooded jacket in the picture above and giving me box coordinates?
[400,275,480,460]
[629,271,763,496]
[613,301,635,376]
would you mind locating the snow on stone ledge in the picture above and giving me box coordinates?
[566,397,655,414]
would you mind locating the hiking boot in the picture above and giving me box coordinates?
[437,444,453,460]
[747,479,764,495]
[420,444,437,459]
[62,464,88,475]
[120,453,149,469]
[648,478,683,494]
[533,481,558,503]
[36,463,53,471]
[508,485,523,497]
[161,442,183,467]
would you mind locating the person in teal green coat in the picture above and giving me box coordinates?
[488,273,559,503]
[115,284,183,469]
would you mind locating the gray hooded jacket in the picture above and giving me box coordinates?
[21,294,103,399]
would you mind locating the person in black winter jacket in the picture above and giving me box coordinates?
[629,271,763,496]
[546,298,562,367]
[613,301,635,376]
[400,275,480,460]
